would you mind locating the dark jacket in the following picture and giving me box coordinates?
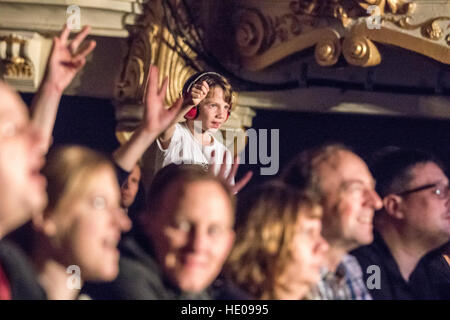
[84,228,250,300]
[351,232,450,300]
[0,240,46,300]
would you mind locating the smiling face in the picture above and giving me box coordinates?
[48,166,127,281]
[277,205,328,294]
[149,179,235,293]
[399,162,450,247]
[317,150,383,250]
[0,83,47,237]
[195,86,230,133]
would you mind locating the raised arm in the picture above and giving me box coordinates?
[31,25,96,152]
[113,65,183,172]
[158,80,210,149]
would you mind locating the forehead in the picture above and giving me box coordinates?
[159,180,233,225]
[85,166,120,198]
[409,162,448,186]
[318,150,374,186]
[130,165,141,178]
[205,87,227,104]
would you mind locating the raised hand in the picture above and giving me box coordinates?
[44,24,96,93]
[141,65,183,135]
[184,81,209,107]
[112,65,183,171]
[210,150,253,195]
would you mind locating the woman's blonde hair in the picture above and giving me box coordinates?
[43,145,114,216]
[224,180,321,299]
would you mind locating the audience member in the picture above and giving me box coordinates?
[352,147,450,299]
[224,181,328,299]
[282,144,382,299]
[84,164,237,299]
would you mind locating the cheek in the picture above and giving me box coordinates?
[161,229,188,255]
[64,216,105,263]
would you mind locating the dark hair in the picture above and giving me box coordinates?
[144,164,234,218]
[281,143,353,200]
[369,146,445,197]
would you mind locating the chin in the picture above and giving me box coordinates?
[207,127,220,133]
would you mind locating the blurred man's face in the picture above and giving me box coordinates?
[120,165,141,209]
[149,180,234,293]
[398,162,450,248]
[317,150,383,250]
[0,83,47,237]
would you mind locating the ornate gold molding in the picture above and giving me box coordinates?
[0,35,34,78]
[231,0,450,69]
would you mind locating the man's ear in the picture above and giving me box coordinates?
[31,210,57,237]
[383,194,404,219]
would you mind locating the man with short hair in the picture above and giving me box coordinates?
[282,144,383,299]
[85,164,243,299]
[351,147,450,299]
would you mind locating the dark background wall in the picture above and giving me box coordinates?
[23,94,450,190]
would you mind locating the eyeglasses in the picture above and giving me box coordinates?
[396,183,449,199]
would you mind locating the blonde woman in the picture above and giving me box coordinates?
[224,181,328,300]
[23,146,131,299]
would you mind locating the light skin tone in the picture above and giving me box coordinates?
[32,166,130,300]
[0,83,47,239]
[31,24,96,152]
[316,150,383,271]
[376,161,450,280]
[120,165,141,209]
[158,80,213,148]
[275,211,329,300]
[145,180,235,293]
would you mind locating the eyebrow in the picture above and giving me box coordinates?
[340,179,375,189]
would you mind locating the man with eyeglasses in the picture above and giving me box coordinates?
[352,147,450,299]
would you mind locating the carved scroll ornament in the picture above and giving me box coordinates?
[233,0,450,69]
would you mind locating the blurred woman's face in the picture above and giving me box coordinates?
[52,166,128,281]
[279,209,329,290]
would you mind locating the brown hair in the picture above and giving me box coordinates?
[194,73,234,109]
[43,145,114,215]
[224,181,321,299]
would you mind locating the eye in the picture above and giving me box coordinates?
[92,196,106,210]
[174,220,191,232]
[435,185,448,198]
[208,225,223,237]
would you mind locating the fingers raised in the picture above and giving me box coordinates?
[59,24,70,45]
[70,25,91,53]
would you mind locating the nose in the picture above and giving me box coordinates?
[316,235,329,256]
[113,208,132,232]
[366,188,383,210]
[188,228,208,252]
[28,124,46,154]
